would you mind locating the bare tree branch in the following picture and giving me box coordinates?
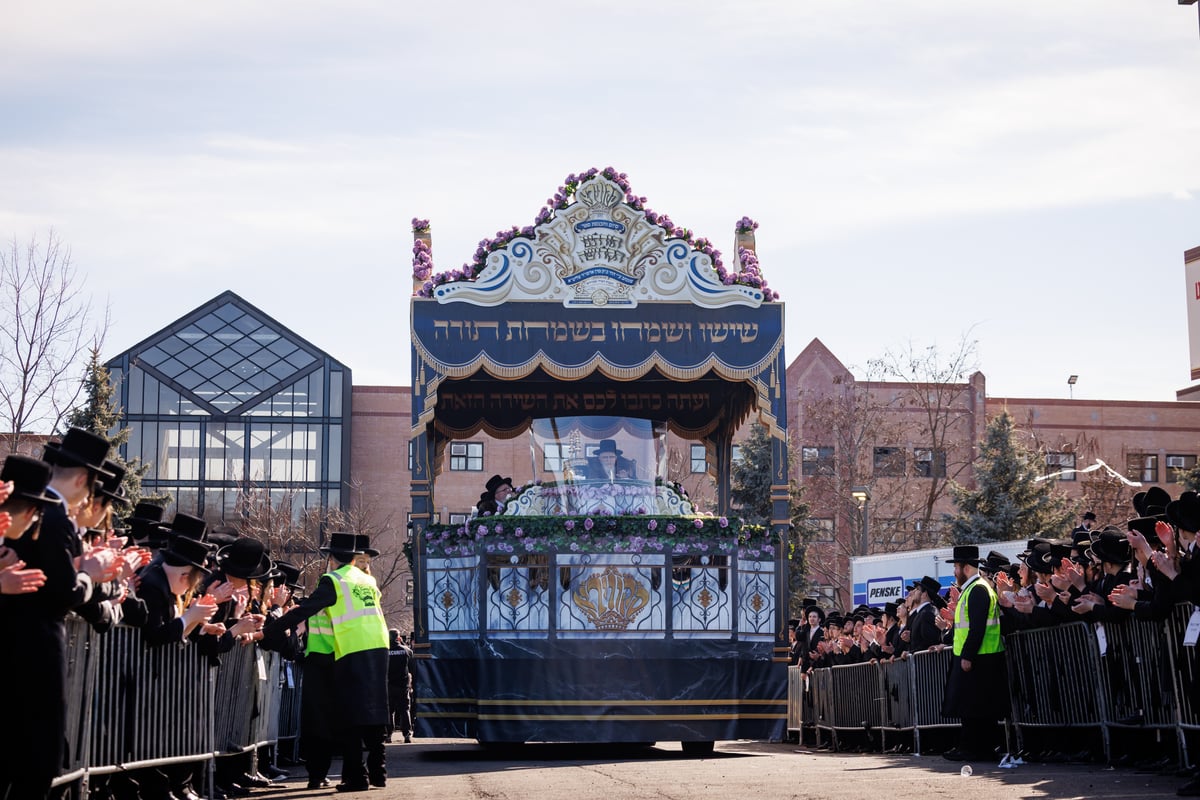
[0,229,104,450]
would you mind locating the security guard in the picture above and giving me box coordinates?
[941,544,1009,762]
[262,532,390,792]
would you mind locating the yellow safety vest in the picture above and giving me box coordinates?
[326,564,389,660]
[953,576,1003,656]
[305,608,336,656]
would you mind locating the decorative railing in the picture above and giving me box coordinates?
[423,548,777,642]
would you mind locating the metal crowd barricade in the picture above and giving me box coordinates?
[1166,603,1200,767]
[783,603,1200,763]
[1099,615,1178,739]
[827,661,884,747]
[51,617,100,789]
[878,655,914,752]
[275,658,304,760]
[86,625,217,778]
[786,666,805,734]
[213,643,262,754]
[1004,620,1110,761]
[907,648,957,755]
[48,618,294,793]
[808,666,834,749]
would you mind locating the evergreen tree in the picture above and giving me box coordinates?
[730,423,811,617]
[1178,462,1200,493]
[62,347,161,514]
[947,411,1073,544]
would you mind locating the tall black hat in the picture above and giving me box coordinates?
[596,439,622,456]
[168,513,208,543]
[126,501,169,547]
[42,428,114,478]
[162,534,212,573]
[354,534,380,558]
[320,531,361,559]
[917,575,943,599]
[1132,486,1172,519]
[979,550,1011,573]
[1022,543,1055,574]
[273,560,303,591]
[1168,491,1200,534]
[215,538,273,580]
[1087,531,1132,565]
[0,454,56,506]
[485,474,513,496]
[95,460,129,507]
[945,545,980,564]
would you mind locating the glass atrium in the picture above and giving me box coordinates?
[106,291,350,520]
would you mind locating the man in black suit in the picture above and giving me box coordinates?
[586,439,634,481]
[0,429,122,799]
[906,575,946,653]
[942,545,1009,762]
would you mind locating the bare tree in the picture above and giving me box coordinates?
[0,230,104,450]
[665,444,716,513]
[867,334,981,542]
[233,482,411,626]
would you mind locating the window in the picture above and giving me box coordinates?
[1045,452,1076,482]
[801,446,834,476]
[873,446,905,477]
[449,442,483,471]
[406,578,415,605]
[731,445,744,465]
[808,518,835,542]
[912,448,946,478]
[1127,453,1158,483]
[1168,455,1197,483]
[544,443,566,472]
[690,444,707,473]
[408,441,414,471]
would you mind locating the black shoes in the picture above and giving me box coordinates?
[261,764,289,780]
[307,778,333,789]
[238,772,274,788]
[943,748,992,762]
[335,782,371,793]
[369,775,387,787]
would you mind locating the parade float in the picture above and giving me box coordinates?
[408,168,791,752]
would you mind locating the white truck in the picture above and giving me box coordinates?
[849,539,1030,608]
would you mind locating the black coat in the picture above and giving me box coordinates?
[265,572,390,729]
[136,563,188,647]
[0,492,89,788]
[908,603,942,653]
[942,576,1009,720]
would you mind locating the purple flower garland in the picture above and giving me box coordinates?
[412,167,778,301]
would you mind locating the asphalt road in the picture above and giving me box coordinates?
[258,738,1184,800]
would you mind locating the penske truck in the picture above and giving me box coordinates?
[849,539,1029,608]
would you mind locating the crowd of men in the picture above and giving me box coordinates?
[0,428,415,800]
[788,489,1200,793]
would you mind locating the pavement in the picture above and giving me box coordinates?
[252,738,1188,800]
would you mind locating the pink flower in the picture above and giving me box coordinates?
[694,518,704,529]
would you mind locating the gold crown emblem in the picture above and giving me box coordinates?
[572,566,650,631]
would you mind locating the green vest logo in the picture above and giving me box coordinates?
[352,584,377,608]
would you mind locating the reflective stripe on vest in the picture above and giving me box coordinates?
[953,576,1003,655]
[305,609,336,656]
[327,564,389,660]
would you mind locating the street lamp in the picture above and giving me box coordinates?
[1067,374,1078,399]
[851,486,871,555]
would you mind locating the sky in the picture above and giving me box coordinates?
[2,2,1198,403]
